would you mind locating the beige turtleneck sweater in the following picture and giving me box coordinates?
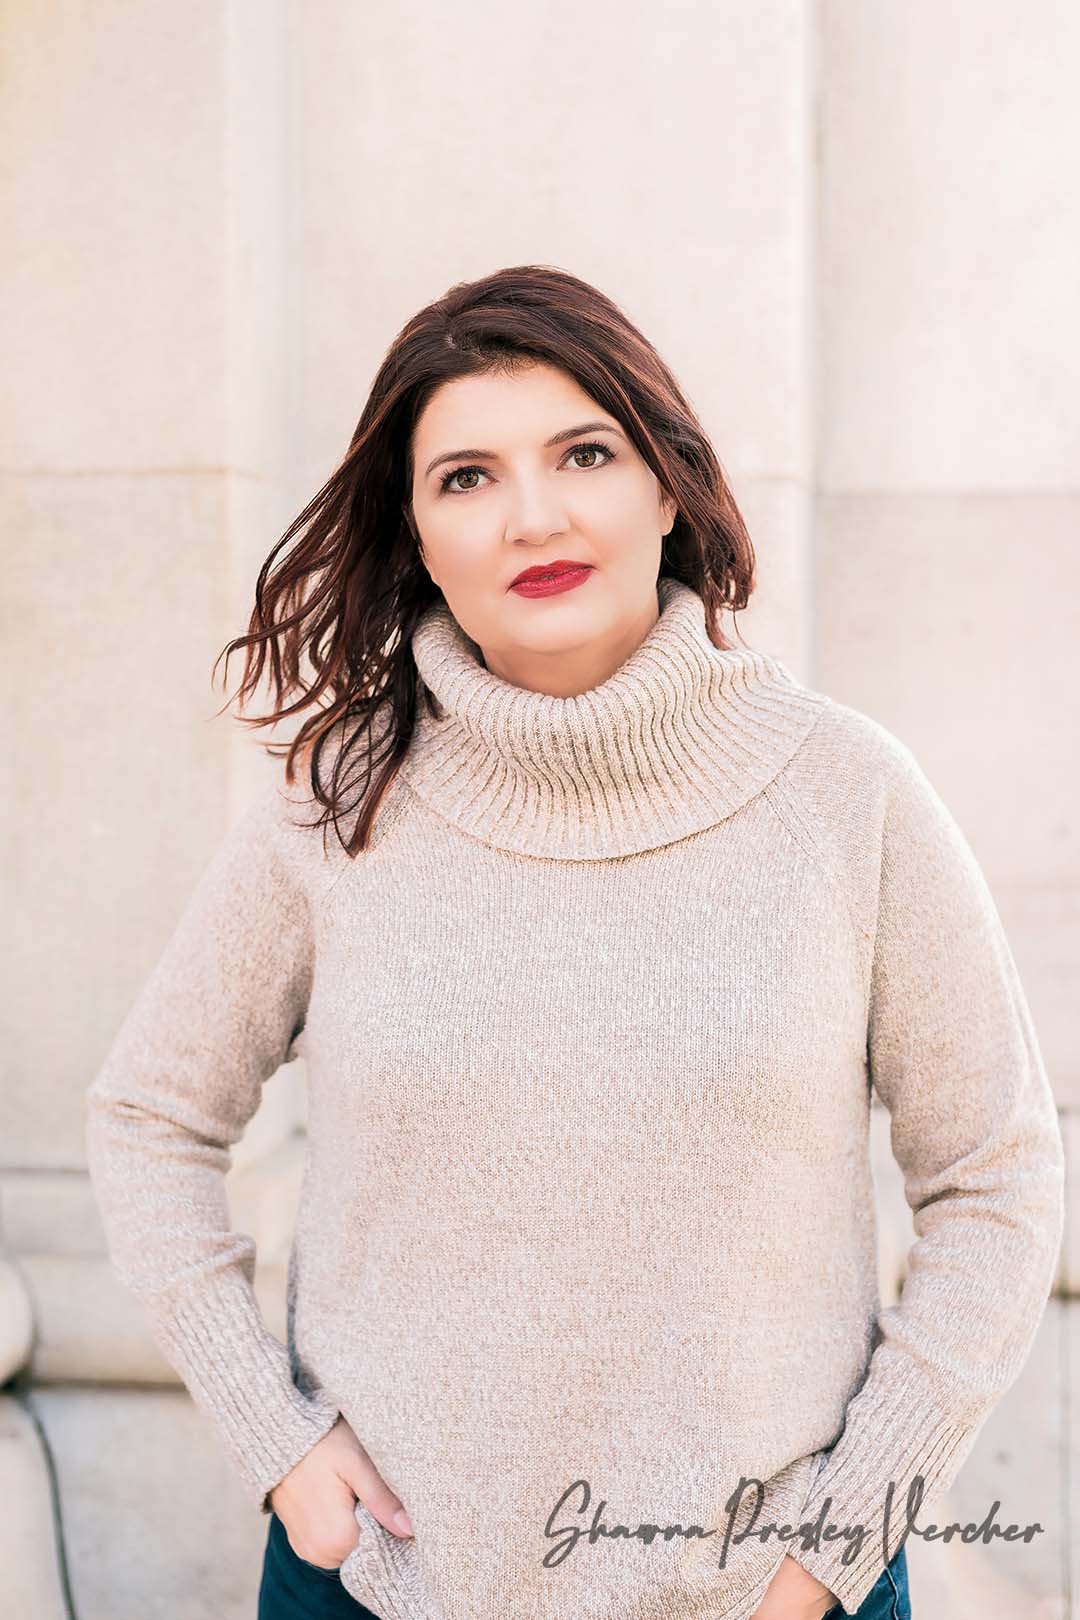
[85,576,1065,1620]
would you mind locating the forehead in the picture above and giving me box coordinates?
[412,362,604,450]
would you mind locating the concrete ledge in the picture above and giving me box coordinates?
[0,1393,67,1620]
[22,1255,290,1384]
[32,1385,267,1620]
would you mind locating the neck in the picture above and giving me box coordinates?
[479,589,662,699]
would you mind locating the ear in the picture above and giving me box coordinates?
[659,486,678,536]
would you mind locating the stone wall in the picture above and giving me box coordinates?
[2,2,1075,1614]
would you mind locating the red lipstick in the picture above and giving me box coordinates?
[508,561,594,599]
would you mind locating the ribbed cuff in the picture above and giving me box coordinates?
[787,1362,981,1615]
[143,1265,342,1511]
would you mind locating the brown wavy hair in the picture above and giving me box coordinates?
[213,263,758,857]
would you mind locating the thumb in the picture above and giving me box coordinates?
[343,1457,414,1539]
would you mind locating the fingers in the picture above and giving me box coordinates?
[343,1454,414,1538]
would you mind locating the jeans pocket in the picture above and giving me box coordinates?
[884,1551,911,1620]
[295,1553,343,1581]
[825,1551,906,1620]
[272,1511,343,1582]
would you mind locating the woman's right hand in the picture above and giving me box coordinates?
[268,1416,415,1571]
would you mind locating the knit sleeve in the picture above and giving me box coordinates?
[84,779,341,1514]
[788,737,1065,1615]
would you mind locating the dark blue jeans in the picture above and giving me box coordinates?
[258,1507,911,1619]
[257,1510,380,1618]
[823,1543,911,1620]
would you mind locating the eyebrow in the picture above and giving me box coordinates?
[423,420,626,480]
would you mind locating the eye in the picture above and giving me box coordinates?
[437,439,617,495]
[567,441,614,471]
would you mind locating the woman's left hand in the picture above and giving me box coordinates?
[749,1553,838,1618]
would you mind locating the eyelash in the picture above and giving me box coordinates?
[437,439,616,495]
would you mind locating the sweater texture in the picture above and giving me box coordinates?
[85,574,1065,1620]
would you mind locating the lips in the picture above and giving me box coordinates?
[510,561,593,586]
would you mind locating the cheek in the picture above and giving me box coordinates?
[580,467,658,526]
[418,508,495,574]
[576,484,667,565]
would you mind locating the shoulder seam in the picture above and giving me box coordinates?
[760,773,870,955]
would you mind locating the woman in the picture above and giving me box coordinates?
[85,265,1064,1620]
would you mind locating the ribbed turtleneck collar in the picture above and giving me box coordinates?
[399,575,830,860]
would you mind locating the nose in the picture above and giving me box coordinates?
[502,472,571,545]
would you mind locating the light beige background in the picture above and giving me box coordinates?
[1,1,1076,1616]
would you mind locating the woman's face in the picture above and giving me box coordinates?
[408,360,677,694]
